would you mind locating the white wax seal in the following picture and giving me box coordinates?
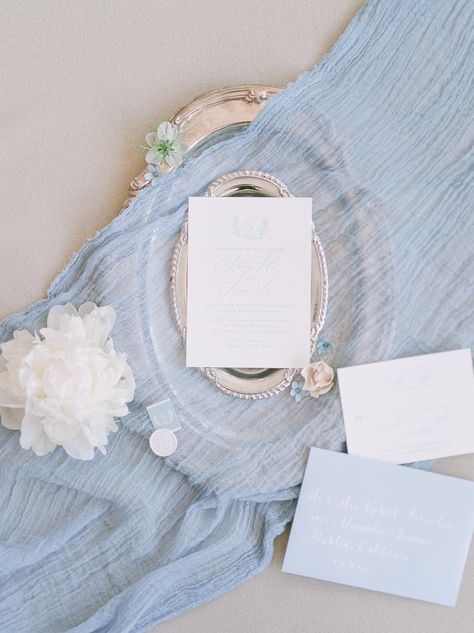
[149,428,177,457]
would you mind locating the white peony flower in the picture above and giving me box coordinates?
[0,303,135,460]
[301,360,335,399]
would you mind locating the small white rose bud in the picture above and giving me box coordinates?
[301,360,335,398]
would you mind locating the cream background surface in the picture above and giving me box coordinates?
[1,2,472,632]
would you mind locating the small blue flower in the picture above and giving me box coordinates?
[144,163,161,186]
[317,339,334,359]
[290,380,305,402]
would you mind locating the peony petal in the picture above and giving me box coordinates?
[81,415,115,449]
[46,304,78,330]
[13,329,36,346]
[0,406,24,430]
[0,330,35,360]
[0,385,25,407]
[19,413,56,456]
[108,404,129,417]
[43,418,81,444]
[83,305,116,344]
[62,431,95,461]
[157,121,176,141]
[77,302,98,318]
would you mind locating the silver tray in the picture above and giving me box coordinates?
[124,85,328,399]
[127,85,281,199]
[170,170,328,399]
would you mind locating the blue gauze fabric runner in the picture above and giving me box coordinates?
[1,1,473,631]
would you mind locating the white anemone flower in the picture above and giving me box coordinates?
[143,121,184,182]
[0,303,135,460]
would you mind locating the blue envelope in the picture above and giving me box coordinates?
[283,448,474,606]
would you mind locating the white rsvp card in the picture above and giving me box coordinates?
[338,349,474,464]
[283,448,474,606]
[186,196,312,368]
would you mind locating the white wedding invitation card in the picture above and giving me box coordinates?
[338,349,474,464]
[186,196,312,368]
[283,448,474,606]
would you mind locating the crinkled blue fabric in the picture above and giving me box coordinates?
[1,1,473,631]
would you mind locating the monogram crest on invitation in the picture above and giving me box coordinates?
[231,216,269,240]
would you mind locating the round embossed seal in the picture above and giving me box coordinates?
[149,428,178,457]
